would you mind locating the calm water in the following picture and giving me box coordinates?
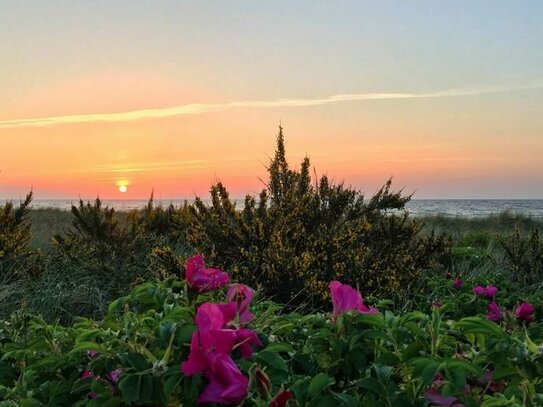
[22,199,543,218]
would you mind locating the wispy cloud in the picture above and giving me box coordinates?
[0,83,541,129]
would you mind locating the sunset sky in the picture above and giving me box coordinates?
[1,1,542,200]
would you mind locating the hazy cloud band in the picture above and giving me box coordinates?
[0,83,541,129]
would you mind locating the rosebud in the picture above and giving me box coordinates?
[255,367,272,398]
[270,389,293,407]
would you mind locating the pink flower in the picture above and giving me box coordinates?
[487,301,501,322]
[478,370,505,394]
[227,284,255,323]
[453,278,463,289]
[515,302,535,323]
[270,389,294,407]
[484,285,498,299]
[81,369,93,380]
[472,285,498,299]
[106,369,122,383]
[472,286,486,296]
[182,302,261,376]
[425,388,464,407]
[329,281,378,321]
[198,355,249,405]
[182,304,239,376]
[432,373,443,387]
[235,328,262,359]
[185,254,230,293]
[87,350,99,358]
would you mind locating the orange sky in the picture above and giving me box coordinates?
[1,2,543,199]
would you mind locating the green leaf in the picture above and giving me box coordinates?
[119,374,141,403]
[120,352,150,371]
[257,351,288,372]
[308,395,338,407]
[355,377,381,394]
[455,317,505,337]
[308,373,334,399]
[493,366,518,381]
[263,342,294,353]
[331,391,358,407]
[67,342,105,356]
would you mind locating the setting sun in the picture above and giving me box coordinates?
[118,185,128,193]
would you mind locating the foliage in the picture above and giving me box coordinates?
[0,270,542,406]
[0,192,42,278]
[41,199,167,321]
[498,229,543,290]
[181,127,451,305]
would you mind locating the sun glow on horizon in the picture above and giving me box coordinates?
[116,180,129,194]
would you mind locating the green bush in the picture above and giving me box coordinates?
[0,272,542,406]
[182,127,450,306]
[499,229,543,289]
[43,199,167,321]
[0,192,43,278]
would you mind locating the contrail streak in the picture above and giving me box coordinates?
[0,83,541,129]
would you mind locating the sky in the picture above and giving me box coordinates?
[1,1,542,200]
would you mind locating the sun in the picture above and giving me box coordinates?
[118,185,128,193]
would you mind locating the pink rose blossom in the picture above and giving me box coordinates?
[487,301,501,322]
[472,285,498,299]
[227,284,255,323]
[329,281,378,321]
[106,369,122,383]
[425,388,464,407]
[484,285,498,299]
[515,302,535,323]
[198,355,249,405]
[472,286,486,296]
[452,278,463,289]
[185,254,230,293]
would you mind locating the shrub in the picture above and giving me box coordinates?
[0,192,42,278]
[183,127,450,306]
[44,198,167,321]
[499,228,543,289]
[0,264,541,406]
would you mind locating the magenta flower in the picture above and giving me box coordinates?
[425,388,464,407]
[477,370,505,394]
[515,302,535,323]
[487,301,501,322]
[182,303,239,376]
[198,355,249,405]
[329,281,378,321]
[182,301,261,383]
[106,369,122,383]
[484,285,498,299]
[87,350,99,358]
[81,369,93,380]
[453,278,463,289]
[185,254,230,293]
[235,328,262,359]
[270,389,294,407]
[472,286,486,296]
[227,284,255,323]
[473,285,498,298]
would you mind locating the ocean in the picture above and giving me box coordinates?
[23,199,543,218]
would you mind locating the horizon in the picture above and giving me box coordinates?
[1,1,543,199]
